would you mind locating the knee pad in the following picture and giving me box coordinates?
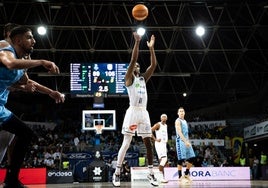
[160,157,167,166]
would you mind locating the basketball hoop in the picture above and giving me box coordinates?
[95,124,103,134]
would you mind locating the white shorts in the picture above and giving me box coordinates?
[155,141,167,159]
[0,130,15,163]
[121,106,152,138]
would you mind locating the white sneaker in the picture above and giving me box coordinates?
[112,173,120,187]
[147,174,159,186]
[160,178,168,183]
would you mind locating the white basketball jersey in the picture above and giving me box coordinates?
[155,122,168,143]
[127,76,147,107]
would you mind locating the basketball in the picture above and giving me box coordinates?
[132,4,148,21]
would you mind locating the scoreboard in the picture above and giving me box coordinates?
[70,62,128,97]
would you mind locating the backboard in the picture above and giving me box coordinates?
[82,110,116,133]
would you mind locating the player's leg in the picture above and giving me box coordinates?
[159,156,168,183]
[112,134,132,187]
[137,109,158,186]
[0,133,8,164]
[0,132,14,164]
[176,139,186,180]
[183,157,195,182]
[155,142,168,183]
[177,159,184,180]
[1,114,34,188]
[7,136,16,165]
[183,146,196,182]
[143,136,158,186]
[113,107,137,187]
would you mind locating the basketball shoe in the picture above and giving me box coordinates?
[160,178,168,183]
[112,173,120,187]
[147,174,159,186]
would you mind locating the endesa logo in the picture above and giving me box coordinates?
[47,171,73,177]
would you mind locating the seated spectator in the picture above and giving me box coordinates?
[62,160,70,170]
[227,155,234,167]
[201,158,208,167]
[220,159,228,167]
[240,154,246,166]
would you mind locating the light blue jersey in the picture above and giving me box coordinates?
[0,46,24,123]
[175,118,195,160]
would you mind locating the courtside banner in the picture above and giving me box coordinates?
[131,167,163,181]
[0,168,46,184]
[46,170,73,184]
[164,167,250,180]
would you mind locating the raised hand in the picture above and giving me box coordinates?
[147,35,155,48]
[133,32,142,42]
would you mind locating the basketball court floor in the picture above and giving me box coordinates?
[1,180,267,188]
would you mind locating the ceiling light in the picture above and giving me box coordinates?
[37,25,47,35]
[195,25,205,37]
[137,27,146,36]
[50,5,62,9]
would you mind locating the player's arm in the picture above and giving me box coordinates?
[9,83,36,92]
[125,32,141,87]
[0,50,59,73]
[151,123,161,142]
[8,72,36,92]
[175,120,191,147]
[9,75,65,103]
[30,80,65,103]
[8,84,30,92]
[143,34,157,82]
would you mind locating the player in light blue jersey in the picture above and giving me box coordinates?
[0,25,64,188]
[175,107,195,183]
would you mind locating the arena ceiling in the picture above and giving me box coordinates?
[1,0,268,121]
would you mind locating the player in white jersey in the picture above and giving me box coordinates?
[112,32,158,187]
[152,114,169,183]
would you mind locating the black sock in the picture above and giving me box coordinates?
[178,170,182,178]
[185,169,189,175]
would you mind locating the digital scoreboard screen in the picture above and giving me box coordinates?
[70,62,128,97]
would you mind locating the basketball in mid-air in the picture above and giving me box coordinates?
[132,4,148,21]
